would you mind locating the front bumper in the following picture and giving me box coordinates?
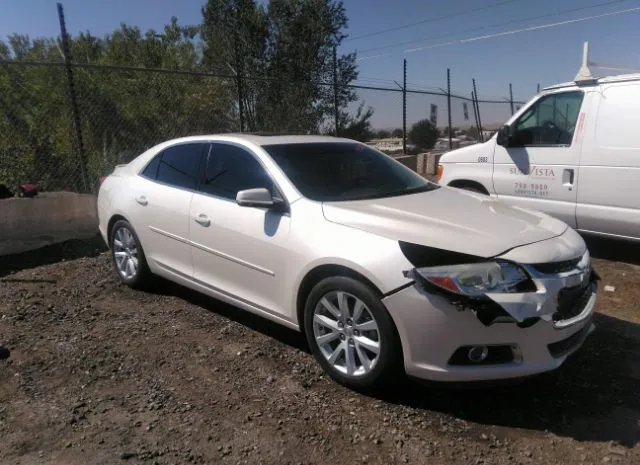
[382,265,597,383]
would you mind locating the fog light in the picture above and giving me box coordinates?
[467,345,489,363]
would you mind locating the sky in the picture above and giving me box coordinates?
[2,0,640,129]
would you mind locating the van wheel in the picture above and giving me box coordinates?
[303,276,403,392]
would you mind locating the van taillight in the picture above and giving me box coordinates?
[436,164,443,181]
[99,176,107,185]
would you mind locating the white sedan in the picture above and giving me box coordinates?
[97,134,597,391]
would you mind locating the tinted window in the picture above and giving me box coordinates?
[513,91,584,146]
[199,143,274,200]
[156,143,205,190]
[141,153,161,180]
[262,142,438,202]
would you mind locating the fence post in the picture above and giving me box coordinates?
[402,59,407,154]
[233,28,245,132]
[472,78,484,143]
[471,91,480,142]
[57,2,87,192]
[509,83,514,115]
[333,46,339,136]
[447,68,452,151]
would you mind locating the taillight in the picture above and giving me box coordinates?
[99,176,107,185]
[436,164,443,181]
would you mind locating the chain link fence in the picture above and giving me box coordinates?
[0,57,532,256]
[0,59,531,193]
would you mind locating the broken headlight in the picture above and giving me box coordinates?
[413,261,531,297]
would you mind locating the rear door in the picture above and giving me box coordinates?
[492,89,588,228]
[576,81,640,239]
[131,141,207,278]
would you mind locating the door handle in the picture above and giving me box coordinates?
[193,213,211,227]
[135,195,148,206]
[562,169,575,188]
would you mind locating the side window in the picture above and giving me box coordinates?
[140,153,161,180]
[155,143,206,190]
[199,143,275,200]
[512,91,584,146]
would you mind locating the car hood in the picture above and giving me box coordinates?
[321,186,568,258]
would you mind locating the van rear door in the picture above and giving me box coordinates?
[492,89,589,228]
[576,81,640,240]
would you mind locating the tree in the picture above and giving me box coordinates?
[391,128,403,138]
[373,129,391,139]
[339,102,373,142]
[201,0,360,133]
[408,119,437,150]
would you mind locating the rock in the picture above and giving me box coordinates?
[120,452,137,460]
[608,447,627,457]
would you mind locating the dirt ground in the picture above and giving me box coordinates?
[0,235,639,465]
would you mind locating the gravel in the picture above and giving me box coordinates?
[0,247,639,465]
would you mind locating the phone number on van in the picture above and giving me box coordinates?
[513,182,550,197]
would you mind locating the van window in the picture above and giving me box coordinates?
[596,84,640,149]
[512,91,584,147]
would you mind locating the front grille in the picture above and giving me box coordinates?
[530,257,581,274]
[547,322,591,358]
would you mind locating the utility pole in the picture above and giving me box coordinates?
[509,83,514,116]
[403,59,407,154]
[333,46,339,136]
[447,68,452,150]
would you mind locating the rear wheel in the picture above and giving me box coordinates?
[110,219,152,289]
[303,276,403,391]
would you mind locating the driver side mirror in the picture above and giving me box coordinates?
[236,187,288,212]
[496,124,513,147]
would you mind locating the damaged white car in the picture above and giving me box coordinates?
[97,134,598,391]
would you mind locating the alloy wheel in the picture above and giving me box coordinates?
[312,290,381,377]
[112,226,139,280]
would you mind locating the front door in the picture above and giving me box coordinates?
[189,141,292,318]
[492,90,588,228]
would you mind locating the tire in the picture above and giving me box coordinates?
[109,219,152,289]
[303,276,403,391]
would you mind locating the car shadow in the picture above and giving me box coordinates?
[147,277,310,353]
[0,234,107,278]
[374,312,640,448]
[146,277,640,448]
[582,234,640,266]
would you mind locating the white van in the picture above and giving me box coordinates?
[437,68,640,242]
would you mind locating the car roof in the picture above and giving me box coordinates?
[543,72,640,91]
[159,133,357,147]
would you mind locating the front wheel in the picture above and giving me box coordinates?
[303,276,403,391]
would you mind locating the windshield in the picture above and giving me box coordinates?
[262,142,439,202]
